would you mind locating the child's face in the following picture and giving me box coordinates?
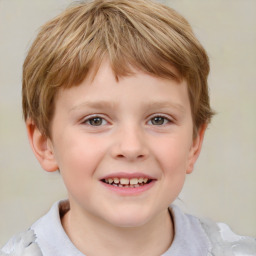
[35,61,204,228]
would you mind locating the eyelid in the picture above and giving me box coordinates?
[149,113,173,121]
[81,114,109,125]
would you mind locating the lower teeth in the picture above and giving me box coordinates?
[112,183,145,188]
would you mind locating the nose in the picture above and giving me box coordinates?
[111,125,149,161]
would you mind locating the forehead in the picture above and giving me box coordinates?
[55,61,190,114]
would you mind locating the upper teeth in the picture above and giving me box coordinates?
[105,177,149,185]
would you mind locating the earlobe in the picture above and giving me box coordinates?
[26,119,58,172]
[186,123,208,174]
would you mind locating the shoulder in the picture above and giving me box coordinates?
[0,229,43,256]
[200,218,256,256]
[1,200,83,256]
[170,204,256,256]
[1,201,65,256]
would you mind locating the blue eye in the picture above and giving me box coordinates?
[149,116,170,125]
[85,117,107,126]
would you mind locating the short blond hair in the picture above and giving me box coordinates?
[23,0,214,137]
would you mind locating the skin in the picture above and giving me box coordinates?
[27,61,207,256]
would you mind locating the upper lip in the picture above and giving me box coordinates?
[100,172,156,180]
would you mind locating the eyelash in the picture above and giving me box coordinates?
[82,115,108,126]
[147,115,172,126]
[82,114,172,127]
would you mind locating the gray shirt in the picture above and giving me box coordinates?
[1,200,256,256]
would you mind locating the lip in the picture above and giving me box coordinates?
[101,179,156,196]
[100,172,157,196]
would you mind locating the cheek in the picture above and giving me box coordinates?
[153,135,192,173]
[53,134,107,184]
[154,137,191,204]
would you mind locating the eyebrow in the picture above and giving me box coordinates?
[145,101,185,113]
[70,100,185,113]
[69,101,117,112]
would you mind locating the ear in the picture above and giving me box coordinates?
[26,119,58,172]
[186,123,208,174]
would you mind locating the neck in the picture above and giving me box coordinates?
[62,204,174,256]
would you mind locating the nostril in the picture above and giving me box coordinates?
[116,154,145,160]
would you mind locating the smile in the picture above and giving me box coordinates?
[102,177,152,188]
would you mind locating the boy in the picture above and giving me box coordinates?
[1,0,256,255]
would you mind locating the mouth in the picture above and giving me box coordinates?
[101,177,153,188]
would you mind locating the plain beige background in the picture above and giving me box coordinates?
[0,0,255,246]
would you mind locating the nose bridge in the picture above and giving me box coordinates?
[112,122,148,161]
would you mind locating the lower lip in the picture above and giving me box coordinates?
[101,180,156,196]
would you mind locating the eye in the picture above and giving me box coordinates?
[148,116,171,126]
[84,116,107,126]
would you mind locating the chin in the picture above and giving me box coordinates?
[104,208,154,228]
